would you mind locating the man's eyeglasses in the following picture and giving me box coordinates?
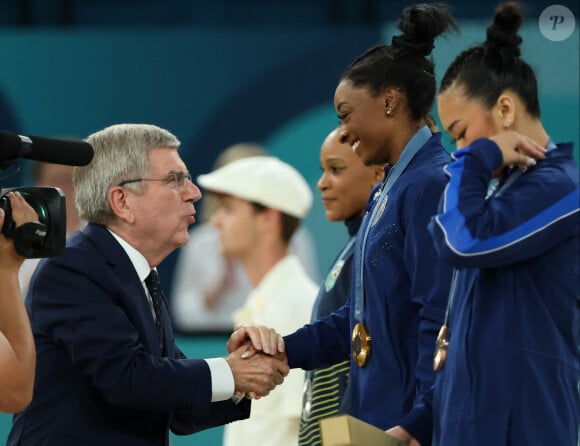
[118,171,192,190]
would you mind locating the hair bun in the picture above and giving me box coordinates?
[485,1,523,61]
[391,34,434,56]
[393,3,457,58]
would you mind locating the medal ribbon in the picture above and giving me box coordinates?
[354,125,432,324]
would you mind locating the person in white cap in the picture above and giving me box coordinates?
[197,156,318,446]
[171,143,319,334]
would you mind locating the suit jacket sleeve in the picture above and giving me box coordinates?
[169,345,250,434]
[28,236,249,433]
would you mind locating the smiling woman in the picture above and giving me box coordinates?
[334,4,457,168]
[276,4,460,446]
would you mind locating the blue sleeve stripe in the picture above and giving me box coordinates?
[435,188,580,257]
[441,156,465,212]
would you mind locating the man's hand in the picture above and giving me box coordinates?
[225,342,289,400]
[227,323,285,356]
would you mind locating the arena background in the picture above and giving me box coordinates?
[0,1,578,443]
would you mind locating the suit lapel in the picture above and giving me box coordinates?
[82,224,165,356]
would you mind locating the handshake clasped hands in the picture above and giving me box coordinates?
[224,324,287,400]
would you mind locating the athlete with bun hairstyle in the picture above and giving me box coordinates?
[430,3,579,445]
[234,4,458,446]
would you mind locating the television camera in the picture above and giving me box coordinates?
[0,131,93,258]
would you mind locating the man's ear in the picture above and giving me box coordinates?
[108,186,135,224]
[255,207,282,238]
[259,207,280,226]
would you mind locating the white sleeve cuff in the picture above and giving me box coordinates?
[205,357,235,402]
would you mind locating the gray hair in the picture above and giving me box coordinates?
[74,123,180,224]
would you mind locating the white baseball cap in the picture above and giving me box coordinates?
[197,156,312,218]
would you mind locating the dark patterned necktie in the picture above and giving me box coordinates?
[145,269,165,353]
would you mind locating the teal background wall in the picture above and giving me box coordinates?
[0,8,578,446]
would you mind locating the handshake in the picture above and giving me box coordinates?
[224,324,288,400]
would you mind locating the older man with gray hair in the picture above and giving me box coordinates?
[8,123,288,446]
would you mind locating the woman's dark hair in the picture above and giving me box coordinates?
[440,2,540,117]
[341,3,457,121]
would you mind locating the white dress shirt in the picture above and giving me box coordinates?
[108,229,234,402]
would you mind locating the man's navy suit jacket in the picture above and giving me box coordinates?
[8,223,249,446]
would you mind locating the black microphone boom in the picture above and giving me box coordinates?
[0,130,94,166]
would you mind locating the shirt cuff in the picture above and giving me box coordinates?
[205,357,235,402]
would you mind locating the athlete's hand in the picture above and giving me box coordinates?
[227,323,285,356]
[489,131,546,172]
[385,426,420,446]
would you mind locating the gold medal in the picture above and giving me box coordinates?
[352,322,371,367]
[433,325,449,371]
